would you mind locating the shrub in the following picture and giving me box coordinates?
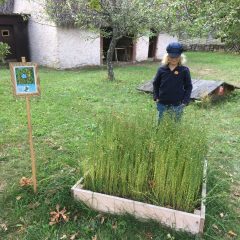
[82,112,207,212]
[0,42,10,63]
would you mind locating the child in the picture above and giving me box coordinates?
[153,42,193,120]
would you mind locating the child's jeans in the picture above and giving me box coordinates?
[156,102,184,122]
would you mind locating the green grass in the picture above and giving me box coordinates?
[0,51,240,239]
[83,113,206,212]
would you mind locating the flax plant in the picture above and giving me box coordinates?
[83,112,207,212]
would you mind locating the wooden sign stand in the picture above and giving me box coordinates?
[22,56,37,193]
[9,56,40,193]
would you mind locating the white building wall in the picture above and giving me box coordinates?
[27,21,60,68]
[135,36,149,62]
[13,0,178,67]
[156,33,178,59]
[13,0,59,67]
[57,29,100,68]
[13,0,100,68]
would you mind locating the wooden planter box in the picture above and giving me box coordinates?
[71,161,207,235]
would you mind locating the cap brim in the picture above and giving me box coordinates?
[168,53,181,58]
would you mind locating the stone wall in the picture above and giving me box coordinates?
[182,43,226,52]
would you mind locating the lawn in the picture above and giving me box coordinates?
[0,51,239,240]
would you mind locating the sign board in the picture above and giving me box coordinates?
[9,62,40,96]
[9,60,40,193]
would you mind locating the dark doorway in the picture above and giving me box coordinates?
[0,25,17,60]
[102,28,134,63]
[148,35,158,59]
[0,14,30,62]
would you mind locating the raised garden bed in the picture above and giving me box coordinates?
[72,114,208,234]
[72,160,207,235]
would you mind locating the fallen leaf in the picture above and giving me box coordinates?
[148,180,156,188]
[19,177,32,187]
[100,216,105,224]
[96,214,105,224]
[16,195,22,201]
[70,232,79,240]
[28,202,40,209]
[60,235,67,239]
[145,231,153,239]
[228,230,237,237]
[112,222,117,229]
[44,198,51,205]
[49,205,70,225]
[212,224,219,230]
[0,223,7,231]
[92,235,97,240]
[46,189,58,195]
[16,223,26,233]
[49,221,56,226]
[233,192,240,197]
[166,233,175,239]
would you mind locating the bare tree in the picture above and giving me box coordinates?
[45,0,161,80]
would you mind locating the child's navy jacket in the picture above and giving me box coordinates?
[153,65,193,105]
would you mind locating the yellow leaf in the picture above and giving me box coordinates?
[228,230,237,237]
[16,195,22,201]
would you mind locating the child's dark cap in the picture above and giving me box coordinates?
[166,42,183,58]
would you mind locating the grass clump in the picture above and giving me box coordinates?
[83,112,207,212]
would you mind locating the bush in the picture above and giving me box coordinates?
[0,42,10,63]
[82,112,207,212]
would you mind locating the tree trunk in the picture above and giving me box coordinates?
[107,35,118,81]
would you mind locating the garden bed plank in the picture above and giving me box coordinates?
[72,184,202,234]
[72,162,207,235]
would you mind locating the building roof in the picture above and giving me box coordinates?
[0,0,14,14]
